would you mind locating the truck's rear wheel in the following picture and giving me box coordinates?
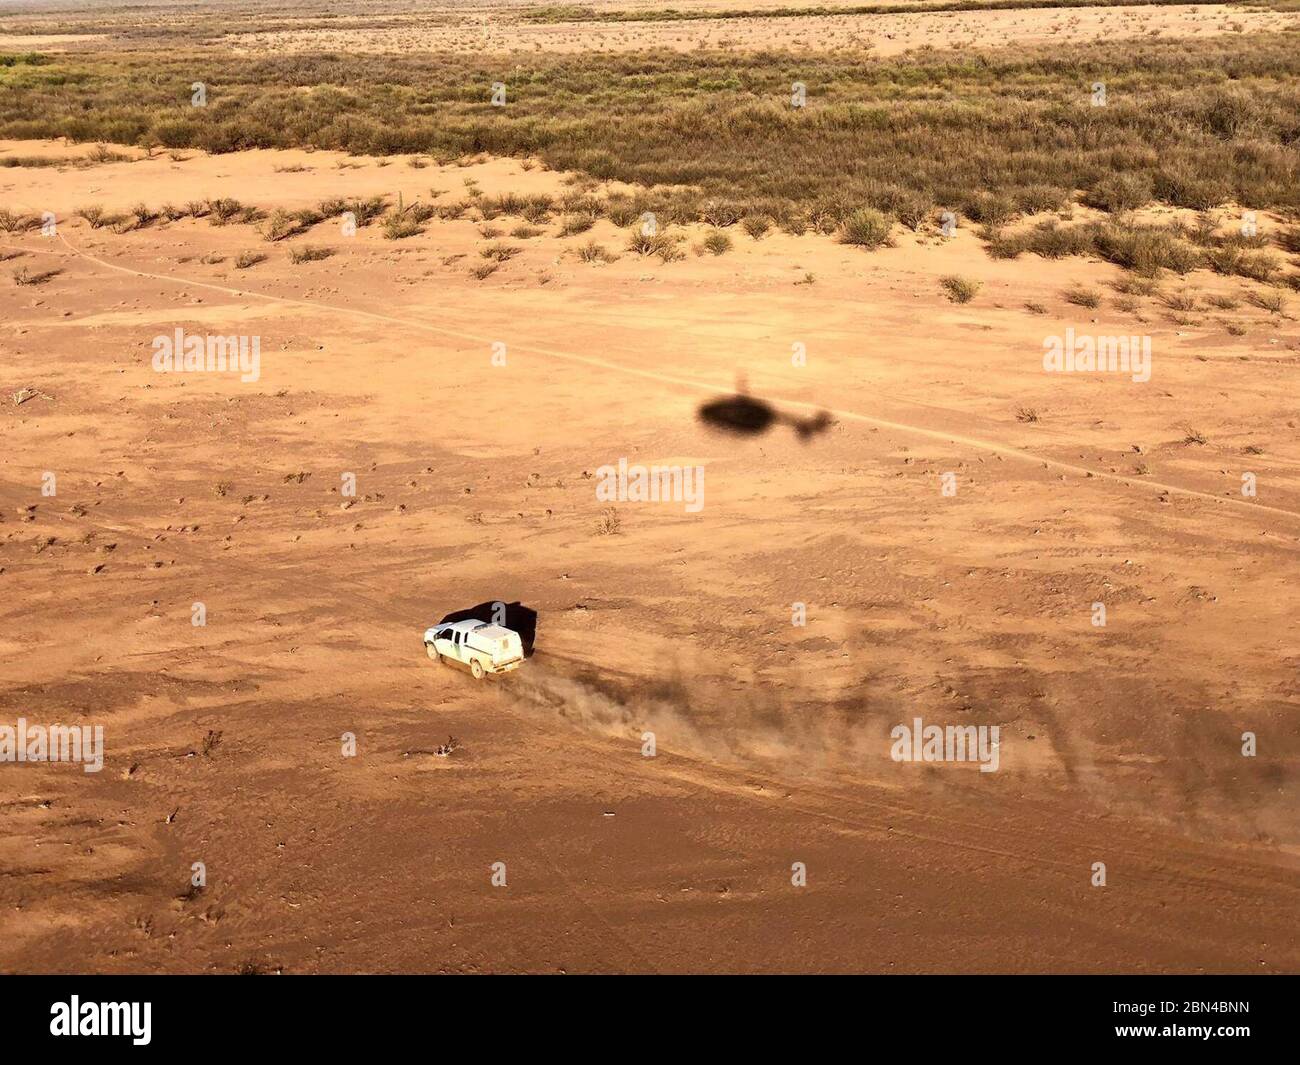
[470,659,485,680]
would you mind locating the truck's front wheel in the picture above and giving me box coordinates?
[425,643,439,662]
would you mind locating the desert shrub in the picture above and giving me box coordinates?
[1160,289,1198,312]
[1063,284,1103,309]
[595,507,621,535]
[320,196,386,226]
[701,230,733,255]
[1154,169,1228,211]
[0,208,29,232]
[288,245,334,263]
[626,230,676,257]
[964,193,1018,229]
[559,212,596,236]
[1014,185,1069,215]
[207,198,246,225]
[808,196,855,235]
[1205,244,1281,283]
[13,266,59,285]
[1092,223,1201,277]
[1086,173,1153,214]
[1112,275,1160,297]
[261,209,300,242]
[604,196,640,227]
[576,240,617,263]
[742,215,772,239]
[558,192,602,214]
[995,221,1096,260]
[839,208,893,249]
[1245,289,1287,314]
[700,200,744,228]
[479,192,553,222]
[382,211,423,239]
[234,251,267,269]
[521,199,553,224]
[940,275,981,303]
[894,193,933,232]
[480,242,520,261]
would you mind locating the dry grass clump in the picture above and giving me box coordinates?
[700,230,733,256]
[0,208,31,232]
[288,245,334,263]
[1063,284,1103,309]
[1084,173,1153,214]
[627,230,683,262]
[207,198,260,226]
[1160,289,1199,313]
[13,265,60,285]
[320,196,386,226]
[595,507,622,535]
[839,208,893,249]
[558,212,597,236]
[478,193,553,224]
[76,205,111,228]
[1245,289,1287,315]
[480,242,521,262]
[1091,223,1201,277]
[963,193,1018,229]
[940,275,981,304]
[576,240,617,263]
[1203,241,1282,283]
[261,209,301,242]
[988,220,1093,260]
[382,206,425,240]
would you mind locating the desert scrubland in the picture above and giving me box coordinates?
[0,0,1297,973]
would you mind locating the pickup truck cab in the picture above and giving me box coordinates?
[424,619,524,679]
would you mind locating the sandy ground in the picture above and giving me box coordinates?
[2,3,1295,56]
[226,6,1300,57]
[1,140,1297,973]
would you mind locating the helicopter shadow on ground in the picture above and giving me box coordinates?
[438,601,538,657]
[697,392,833,440]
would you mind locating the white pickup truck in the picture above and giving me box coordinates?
[424,619,525,679]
